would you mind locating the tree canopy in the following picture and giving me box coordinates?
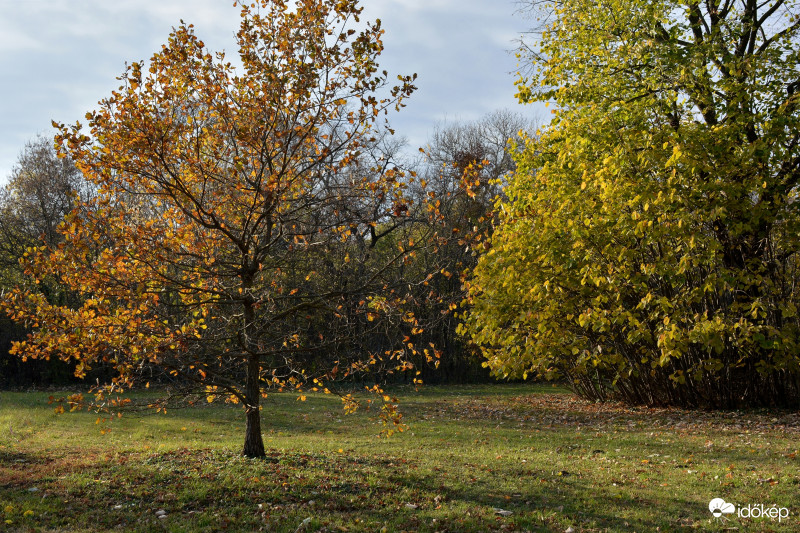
[461,0,800,407]
[0,136,89,276]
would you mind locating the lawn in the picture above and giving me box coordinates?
[1,384,798,532]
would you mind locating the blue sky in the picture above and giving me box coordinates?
[0,0,543,181]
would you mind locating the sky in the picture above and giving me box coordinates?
[0,0,543,182]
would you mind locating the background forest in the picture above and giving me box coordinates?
[0,109,533,390]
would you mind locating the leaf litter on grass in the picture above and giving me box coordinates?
[433,393,800,435]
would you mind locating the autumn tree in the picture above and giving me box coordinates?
[0,136,91,387]
[462,0,800,407]
[1,0,428,457]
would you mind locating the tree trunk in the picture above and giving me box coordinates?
[242,352,266,458]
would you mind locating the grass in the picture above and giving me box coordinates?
[1,383,798,532]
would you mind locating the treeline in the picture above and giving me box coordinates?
[0,110,535,389]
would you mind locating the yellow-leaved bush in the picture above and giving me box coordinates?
[460,0,800,407]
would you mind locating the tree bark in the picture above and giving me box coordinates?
[242,352,266,458]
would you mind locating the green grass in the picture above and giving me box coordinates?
[1,384,798,532]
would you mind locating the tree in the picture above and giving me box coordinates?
[0,135,90,274]
[422,110,533,203]
[1,0,427,457]
[0,136,91,388]
[462,0,800,407]
[402,110,536,383]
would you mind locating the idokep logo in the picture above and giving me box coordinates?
[709,498,735,518]
[709,498,791,522]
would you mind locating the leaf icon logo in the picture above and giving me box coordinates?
[709,498,735,517]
